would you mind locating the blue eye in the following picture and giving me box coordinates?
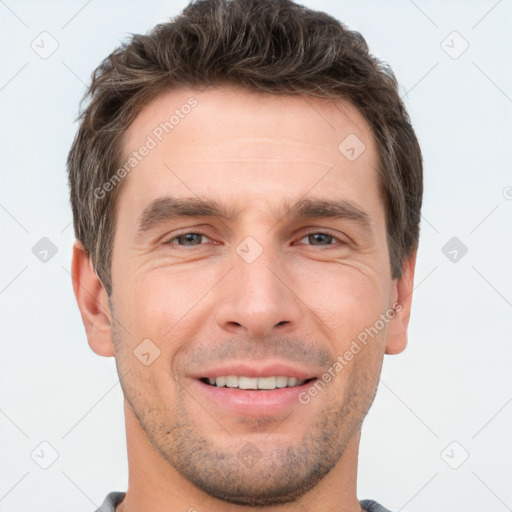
[166,233,211,246]
[163,230,346,249]
[299,232,337,246]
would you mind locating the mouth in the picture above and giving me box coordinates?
[199,375,316,390]
[188,363,320,415]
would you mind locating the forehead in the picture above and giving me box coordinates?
[122,85,377,159]
[117,86,382,224]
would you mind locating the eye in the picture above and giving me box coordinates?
[164,232,212,247]
[163,230,347,249]
[296,231,347,247]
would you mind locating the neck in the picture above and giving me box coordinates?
[116,399,363,512]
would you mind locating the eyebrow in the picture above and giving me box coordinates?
[135,195,373,237]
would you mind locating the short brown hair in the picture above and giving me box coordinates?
[67,0,423,296]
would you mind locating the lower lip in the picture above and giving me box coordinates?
[190,379,317,416]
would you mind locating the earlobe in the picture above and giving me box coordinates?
[385,250,417,355]
[71,240,115,357]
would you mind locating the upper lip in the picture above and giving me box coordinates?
[188,362,319,380]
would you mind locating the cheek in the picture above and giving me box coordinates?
[291,260,390,340]
[121,263,219,341]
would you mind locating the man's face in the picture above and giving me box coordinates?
[106,86,403,505]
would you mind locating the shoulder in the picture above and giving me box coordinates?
[360,499,396,512]
[94,491,126,512]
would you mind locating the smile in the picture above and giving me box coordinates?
[200,375,315,389]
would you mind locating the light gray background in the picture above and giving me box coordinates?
[1,1,511,511]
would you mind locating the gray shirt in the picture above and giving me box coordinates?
[94,491,394,512]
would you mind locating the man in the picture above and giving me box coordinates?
[68,0,422,510]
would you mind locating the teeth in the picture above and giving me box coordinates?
[239,376,258,389]
[276,376,288,388]
[206,375,306,389]
[258,376,277,389]
[225,375,238,388]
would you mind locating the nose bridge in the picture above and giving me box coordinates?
[236,235,282,301]
[215,231,302,337]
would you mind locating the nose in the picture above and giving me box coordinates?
[214,242,303,339]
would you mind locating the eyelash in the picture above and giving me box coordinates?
[163,229,349,249]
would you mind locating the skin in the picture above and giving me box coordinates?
[72,85,416,512]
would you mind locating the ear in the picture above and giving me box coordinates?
[385,250,417,355]
[71,240,114,357]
